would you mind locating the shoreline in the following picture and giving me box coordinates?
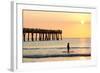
[23,54,91,58]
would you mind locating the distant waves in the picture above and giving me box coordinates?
[23,47,90,50]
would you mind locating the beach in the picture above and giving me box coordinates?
[22,38,91,62]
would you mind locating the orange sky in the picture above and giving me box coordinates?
[23,10,91,38]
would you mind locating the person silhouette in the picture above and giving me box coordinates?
[67,42,70,54]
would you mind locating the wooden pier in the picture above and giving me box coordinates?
[23,28,62,41]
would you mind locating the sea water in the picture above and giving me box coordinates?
[22,38,91,62]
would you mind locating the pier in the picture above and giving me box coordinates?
[23,28,62,41]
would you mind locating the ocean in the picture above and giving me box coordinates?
[22,38,91,62]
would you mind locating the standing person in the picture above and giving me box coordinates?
[67,42,70,54]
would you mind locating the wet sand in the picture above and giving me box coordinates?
[23,56,91,62]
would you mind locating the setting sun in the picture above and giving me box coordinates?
[81,20,84,25]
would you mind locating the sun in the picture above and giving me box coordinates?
[81,20,84,24]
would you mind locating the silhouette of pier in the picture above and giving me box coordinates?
[23,28,62,41]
